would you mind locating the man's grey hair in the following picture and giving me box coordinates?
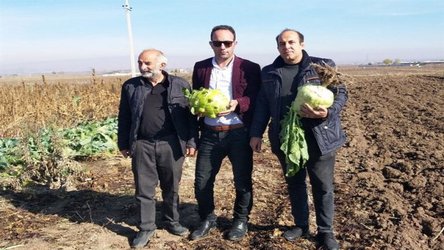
[140,49,168,64]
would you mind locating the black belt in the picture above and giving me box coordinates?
[205,123,244,132]
[138,133,176,142]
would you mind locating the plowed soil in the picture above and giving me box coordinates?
[1,65,443,250]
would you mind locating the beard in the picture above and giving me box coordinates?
[141,71,154,78]
[141,68,162,79]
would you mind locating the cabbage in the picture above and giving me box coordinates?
[292,84,334,112]
[183,88,229,118]
[280,84,334,176]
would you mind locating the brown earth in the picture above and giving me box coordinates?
[1,65,443,249]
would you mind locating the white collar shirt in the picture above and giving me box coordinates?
[204,56,242,126]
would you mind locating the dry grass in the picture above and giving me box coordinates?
[2,65,439,138]
[0,74,130,137]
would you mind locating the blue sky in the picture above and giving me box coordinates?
[1,0,443,74]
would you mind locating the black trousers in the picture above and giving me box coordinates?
[131,135,184,231]
[194,127,253,222]
[276,133,336,233]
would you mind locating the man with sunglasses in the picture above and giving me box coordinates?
[249,29,347,250]
[190,25,261,241]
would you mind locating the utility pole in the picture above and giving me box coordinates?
[123,0,136,77]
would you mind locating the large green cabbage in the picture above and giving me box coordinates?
[280,84,334,176]
[184,88,229,118]
[293,84,334,112]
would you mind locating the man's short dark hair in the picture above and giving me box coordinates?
[276,28,304,44]
[210,25,236,41]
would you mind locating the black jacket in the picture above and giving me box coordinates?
[249,50,348,155]
[117,71,198,155]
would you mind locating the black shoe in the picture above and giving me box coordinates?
[283,226,309,241]
[316,232,339,250]
[189,219,217,240]
[131,230,155,248]
[165,222,189,236]
[227,220,248,241]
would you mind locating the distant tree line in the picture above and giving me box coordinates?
[382,58,401,65]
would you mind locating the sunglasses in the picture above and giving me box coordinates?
[210,40,234,48]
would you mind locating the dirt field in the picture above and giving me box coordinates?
[1,65,443,249]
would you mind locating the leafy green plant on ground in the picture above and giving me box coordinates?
[0,117,118,190]
[0,138,22,170]
[60,116,118,158]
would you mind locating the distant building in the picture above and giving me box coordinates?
[170,68,189,74]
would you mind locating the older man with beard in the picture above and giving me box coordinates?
[117,49,198,248]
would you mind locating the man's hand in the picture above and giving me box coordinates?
[299,103,328,119]
[186,147,196,157]
[120,149,131,158]
[218,99,238,116]
[250,137,262,153]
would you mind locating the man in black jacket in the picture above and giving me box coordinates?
[117,49,198,249]
[250,29,347,250]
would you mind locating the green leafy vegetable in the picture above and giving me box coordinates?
[280,81,335,176]
[293,84,334,112]
[183,88,229,118]
[0,117,118,170]
[279,108,309,177]
[0,138,22,170]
